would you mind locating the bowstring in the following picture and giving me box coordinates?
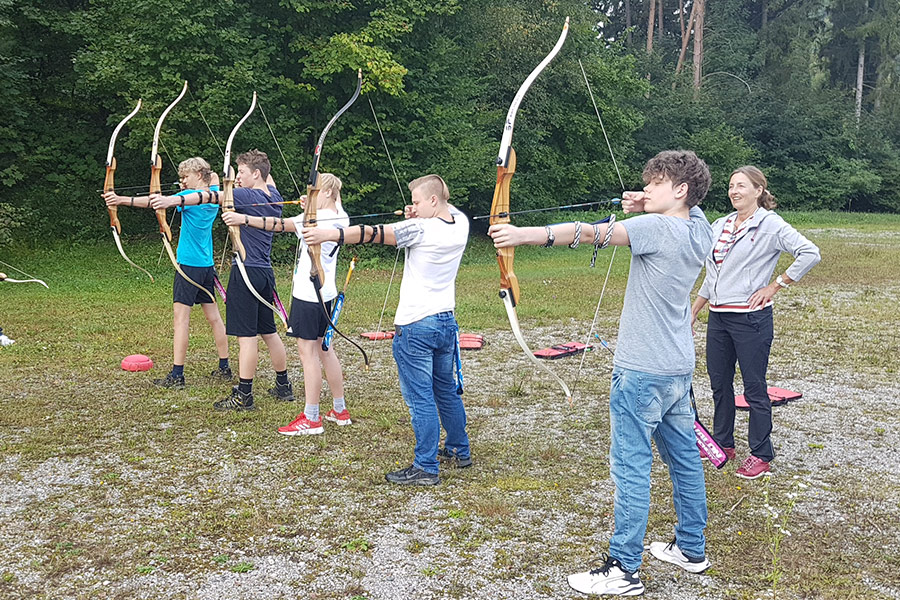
[258,98,305,304]
[571,58,627,400]
[368,96,405,358]
[188,86,231,279]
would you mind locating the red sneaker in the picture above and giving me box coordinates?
[723,447,736,461]
[324,409,352,426]
[277,414,324,436]
[735,455,770,479]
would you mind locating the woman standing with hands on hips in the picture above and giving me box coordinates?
[692,166,820,479]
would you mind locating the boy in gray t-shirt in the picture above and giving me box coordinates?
[489,150,714,597]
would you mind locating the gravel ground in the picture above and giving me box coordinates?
[1,273,898,599]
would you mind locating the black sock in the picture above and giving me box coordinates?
[172,364,184,378]
[275,370,289,385]
[219,358,229,370]
[239,378,253,395]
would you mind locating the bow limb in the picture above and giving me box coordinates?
[490,18,571,404]
[0,272,49,289]
[105,99,154,281]
[304,70,369,368]
[220,93,287,327]
[149,81,216,303]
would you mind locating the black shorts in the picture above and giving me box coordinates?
[288,298,333,340]
[173,265,217,306]
[225,265,278,337]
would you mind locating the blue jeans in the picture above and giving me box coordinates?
[608,367,708,572]
[392,312,470,475]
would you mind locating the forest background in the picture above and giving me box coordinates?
[0,0,898,252]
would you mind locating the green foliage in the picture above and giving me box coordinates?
[1,0,898,248]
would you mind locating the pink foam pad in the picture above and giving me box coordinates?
[360,331,394,340]
[121,354,153,372]
[735,386,802,410]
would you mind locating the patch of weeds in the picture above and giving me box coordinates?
[421,565,444,577]
[875,427,885,435]
[212,554,229,564]
[808,443,824,450]
[136,565,154,575]
[405,539,428,554]
[764,477,806,598]
[494,476,547,492]
[342,537,371,553]
[506,371,533,398]
[1,571,14,584]
[447,508,467,519]
[229,561,254,573]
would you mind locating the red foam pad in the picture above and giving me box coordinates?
[534,342,591,359]
[360,331,394,340]
[735,386,802,410]
[121,354,153,372]
[459,336,484,350]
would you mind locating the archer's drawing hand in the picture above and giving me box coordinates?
[621,191,647,214]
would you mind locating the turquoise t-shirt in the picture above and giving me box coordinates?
[174,185,220,267]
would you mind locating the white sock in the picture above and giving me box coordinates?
[305,404,319,422]
[333,397,346,413]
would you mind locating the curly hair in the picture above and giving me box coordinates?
[642,150,711,207]
[177,157,212,184]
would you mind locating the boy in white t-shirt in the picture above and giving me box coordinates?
[229,173,351,434]
[303,174,470,485]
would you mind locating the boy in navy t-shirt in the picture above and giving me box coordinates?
[152,150,292,411]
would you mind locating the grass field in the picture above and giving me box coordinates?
[1,211,898,599]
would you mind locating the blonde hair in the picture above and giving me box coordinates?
[407,174,449,203]
[178,157,213,184]
[318,173,343,198]
[731,166,777,209]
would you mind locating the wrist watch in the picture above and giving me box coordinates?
[775,275,790,289]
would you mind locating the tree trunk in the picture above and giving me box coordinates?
[675,0,698,78]
[856,41,865,123]
[679,0,686,40]
[692,0,705,98]
[647,0,656,53]
[625,0,633,46]
[855,0,868,124]
[761,0,767,28]
[658,0,664,43]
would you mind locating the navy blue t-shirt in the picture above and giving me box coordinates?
[233,185,283,268]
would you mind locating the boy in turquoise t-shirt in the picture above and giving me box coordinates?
[103,157,231,388]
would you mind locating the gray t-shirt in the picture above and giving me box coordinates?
[613,206,714,376]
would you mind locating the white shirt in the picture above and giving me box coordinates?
[392,205,469,326]
[290,208,349,302]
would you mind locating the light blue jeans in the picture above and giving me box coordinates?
[608,366,708,572]
[392,312,470,475]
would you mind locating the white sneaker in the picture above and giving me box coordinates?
[0,335,14,347]
[567,555,644,596]
[648,539,711,573]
